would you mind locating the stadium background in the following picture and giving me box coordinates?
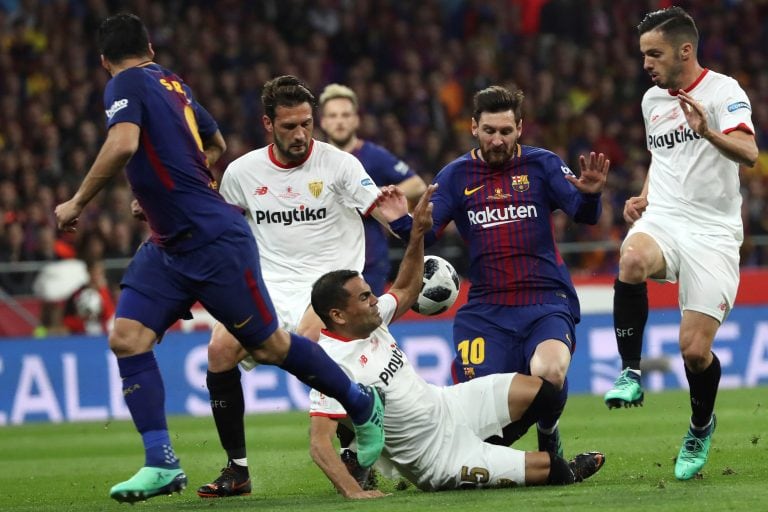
[0,0,766,423]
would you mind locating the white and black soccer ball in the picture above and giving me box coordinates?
[411,255,460,316]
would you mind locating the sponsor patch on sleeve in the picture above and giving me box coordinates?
[105,99,129,119]
[727,101,750,113]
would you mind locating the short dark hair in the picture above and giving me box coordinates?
[472,85,524,123]
[637,6,698,49]
[261,75,317,121]
[97,13,151,63]
[311,270,360,327]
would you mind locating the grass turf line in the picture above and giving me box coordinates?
[0,387,765,512]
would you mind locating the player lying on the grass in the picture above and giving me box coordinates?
[308,185,604,498]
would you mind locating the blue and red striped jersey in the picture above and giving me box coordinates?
[352,140,416,273]
[393,144,601,322]
[103,62,241,252]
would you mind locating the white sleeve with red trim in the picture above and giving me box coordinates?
[715,78,754,134]
[335,150,380,216]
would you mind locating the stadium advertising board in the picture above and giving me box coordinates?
[1,306,767,425]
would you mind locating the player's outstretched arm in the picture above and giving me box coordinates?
[387,184,436,320]
[566,151,610,194]
[55,122,140,232]
[309,416,385,499]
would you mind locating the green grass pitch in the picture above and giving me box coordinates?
[1,387,765,512]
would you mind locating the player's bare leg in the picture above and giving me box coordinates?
[529,341,570,457]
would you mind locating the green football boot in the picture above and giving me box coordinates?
[604,368,644,409]
[674,416,716,480]
[109,466,187,503]
[353,385,386,468]
[537,425,564,458]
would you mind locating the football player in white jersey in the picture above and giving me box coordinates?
[197,76,396,497]
[309,184,604,498]
[603,6,758,481]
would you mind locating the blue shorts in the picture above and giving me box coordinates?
[451,302,575,383]
[116,219,279,347]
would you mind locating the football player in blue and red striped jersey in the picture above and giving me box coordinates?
[53,13,385,503]
[381,85,609,458]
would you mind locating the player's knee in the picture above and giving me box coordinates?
[108,323,153,357]
[247,329,291,365]
[208,324,246,371]
[618,250,652,283]
[679,333,714,372]
[681,347,711,373]
[536,368,566,390]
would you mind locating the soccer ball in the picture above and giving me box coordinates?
[411,255,460,316]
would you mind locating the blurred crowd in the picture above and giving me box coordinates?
[0,0,766,308]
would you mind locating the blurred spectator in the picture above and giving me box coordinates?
[0,0,766,303]
[62,259,115,335]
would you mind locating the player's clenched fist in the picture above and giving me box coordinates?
[623,196,648,224]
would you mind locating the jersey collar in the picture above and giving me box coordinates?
[669,68,709,96]
[320,328,358,343]
[268,139,314,169]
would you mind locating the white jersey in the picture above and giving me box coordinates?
[642,69,754,241]
[310,294,446,484]
[220,140,380,297]
[309,295,526,490]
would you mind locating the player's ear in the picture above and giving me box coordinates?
[147,43,155,60]
[330,308,347,326]
[100,55,113,75]
[262,114,273,134]
[680,42,693,61]
[471,117,478,138]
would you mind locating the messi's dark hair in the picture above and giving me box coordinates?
[472,85,524,123]
[262,75,317,120]
[638,6,699,49]
[311,270,360,327]
[97,13,151,63]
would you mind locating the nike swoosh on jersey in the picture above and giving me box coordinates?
[464,185,485,196]
[233,315,254,329]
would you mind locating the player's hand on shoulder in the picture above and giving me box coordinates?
[568,152,609,194]
[375,185,409,222]
[410,184,436,237]
[623,196,648,224]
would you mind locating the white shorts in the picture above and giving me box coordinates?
[413,373,527,491]
[627,215,740,322]
[240,286,311,371]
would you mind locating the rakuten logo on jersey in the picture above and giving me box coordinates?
[379,346,406,386]
[648,126,702,150]
[467,204,538,228]
[253,206,327,226]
